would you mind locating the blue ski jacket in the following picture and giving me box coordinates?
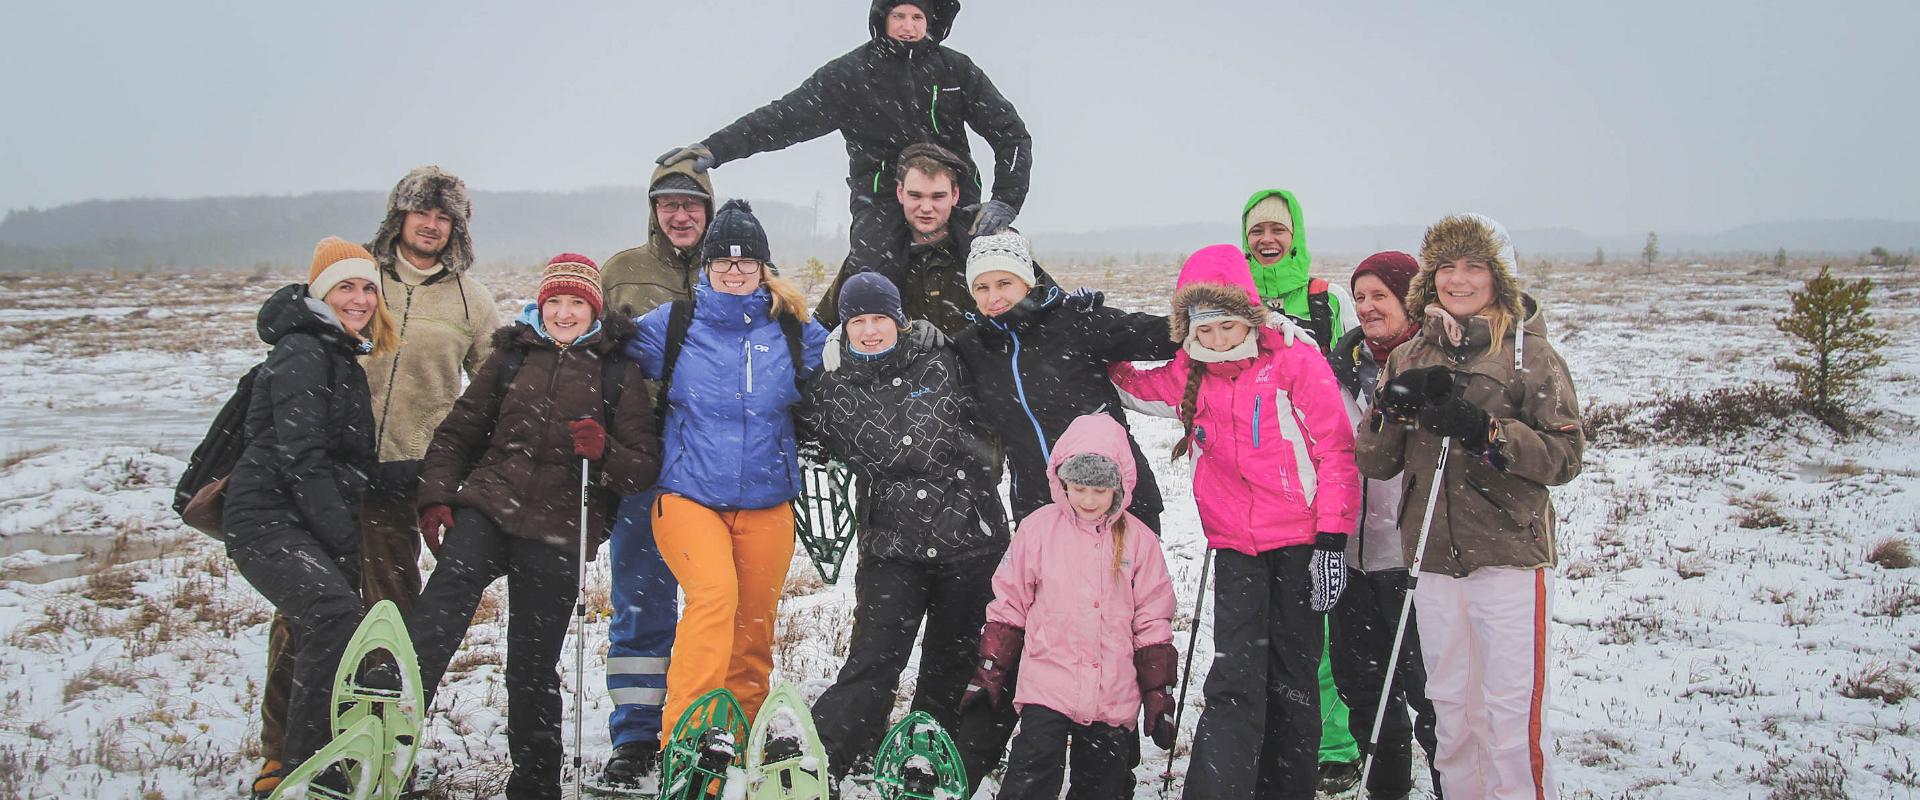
[628,279,827,511]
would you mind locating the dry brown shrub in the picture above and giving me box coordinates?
[1868,538,1916,569]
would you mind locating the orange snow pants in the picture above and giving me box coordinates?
[652,492,796,742]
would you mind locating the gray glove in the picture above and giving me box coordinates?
[968,200,1018,237]
[905,319,948,350]
[655,143,715,172]
[1309,533,1349,612]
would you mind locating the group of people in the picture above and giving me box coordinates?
[219,3,1585,800]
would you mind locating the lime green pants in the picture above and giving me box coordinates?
[1320,618,1359,762]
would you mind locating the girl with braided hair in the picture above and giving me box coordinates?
[1109,244,1361,799]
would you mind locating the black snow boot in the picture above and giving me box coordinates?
[1319,759,1361,794]
[599,741,660,787]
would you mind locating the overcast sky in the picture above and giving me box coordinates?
[2,1,1912,235]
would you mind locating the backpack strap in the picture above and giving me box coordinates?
[494,346,527,407]
[779,313,805,389]
[1306,279,1335,354]
[600,346,625,427]
[655,299,697,436]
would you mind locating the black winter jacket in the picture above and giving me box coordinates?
[701,0,1032,213]
[224,284,377,558]
[798,338,1009,563]
[950,286,1180,524]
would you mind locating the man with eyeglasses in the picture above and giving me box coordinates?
[655,0,1031,286]
[591,159,716,793]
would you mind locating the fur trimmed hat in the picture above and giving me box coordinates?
[1168,244,1265,342]
[538,253,603,318]
[366,165,476,274]
[1407,213,1524,322]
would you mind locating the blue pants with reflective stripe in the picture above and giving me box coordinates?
[605,488,678,747]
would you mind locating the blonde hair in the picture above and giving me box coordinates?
[764,273,812,322]
[1109,514,1129,576]
[361,298,400,359]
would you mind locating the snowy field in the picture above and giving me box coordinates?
[1,258,1917,799]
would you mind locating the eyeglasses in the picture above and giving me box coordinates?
[709,258,764,274]
[656,198,704,214]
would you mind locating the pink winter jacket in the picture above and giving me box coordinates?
[1109,249,1362,555]
[985,414,1177,730]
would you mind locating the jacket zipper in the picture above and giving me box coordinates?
[1007,330,1051,462]
[1252,395,1262,449]
[744,337,754,393]
[930,85,942,134]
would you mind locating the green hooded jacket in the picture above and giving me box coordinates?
[1240,188,1354,349]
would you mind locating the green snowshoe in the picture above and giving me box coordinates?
[791,455,859,585]
[268,715,385,800]
[329,599,425,800]
[745,684,827,800]
[660,688,749,800]
[872,712,966,800]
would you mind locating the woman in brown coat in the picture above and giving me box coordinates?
[1354,214,1583,800]
[410,254,659,800]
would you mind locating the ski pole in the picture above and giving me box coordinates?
[1358,436,1451,790]
[1161,547,1213,798]
[573,456,590,799]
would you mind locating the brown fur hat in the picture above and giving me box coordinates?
[365,165,475,274]
[1407,213,1523,321]
[1169,282,1266,343]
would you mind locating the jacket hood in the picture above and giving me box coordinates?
[868,0,959,43]
[646,160,718,246]
[1045,414,1139,514]
[1407,213,1524,325]
[256,283,365,351]
[367,165,475,275]
[1240,188,1311,299]
[499,304,636,356]
[1169,244,1266,342]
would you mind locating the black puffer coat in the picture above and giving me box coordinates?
[224,284,377,558]
[798,338,1008,563]
[950,286,1180,524]
[701,0,1032,213]
[418,312,659,557]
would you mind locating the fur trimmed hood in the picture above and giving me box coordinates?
[366,166,475,275]
[1407,213,1523,323]
[1168,244,1265,342]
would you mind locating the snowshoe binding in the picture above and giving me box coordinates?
[871,712,965,800]
[659,688,749,800]
[268,715,385,800]
[744,684,827,799]
[329,599,426,800]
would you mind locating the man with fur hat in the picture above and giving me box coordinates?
[591,161,717,791]
[814,142,1058,336]
[656,1,1032,285]
[1242,189,1360,352]
[248,165,498,797]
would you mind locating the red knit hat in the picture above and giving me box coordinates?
[538,253,603,318]
[1352,251,1419,303]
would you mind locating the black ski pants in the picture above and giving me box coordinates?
[1330,568,1442,799]
[1183,546,1323,800]
[812,547,1000,779]
[997,705,1134,800]
[412,508,578,800]
[229,527,364,770]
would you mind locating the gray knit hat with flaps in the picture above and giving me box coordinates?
[1059,452,1126,513]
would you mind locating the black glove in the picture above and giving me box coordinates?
[1379,366,1454,422]
[1063,288,1105,312]
[654,143,715,172]
[1420,394,1493,452]
[905,319,950,350]
[366,460,423,498]
[967,200,1018,237]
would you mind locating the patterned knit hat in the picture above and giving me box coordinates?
[308,237,379,300]
[538,253,603,318]
[965,231,1037,289]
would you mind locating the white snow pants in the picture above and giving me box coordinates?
[1414,566,1557,800]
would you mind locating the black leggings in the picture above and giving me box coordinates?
[411,508,579,800]
[229,529,364,770]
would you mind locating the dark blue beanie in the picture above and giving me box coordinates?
[700,198,771,264]
[837,271,908,328]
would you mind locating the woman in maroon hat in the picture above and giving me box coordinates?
[410,254,661,799]
[1326,251,1442,799]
